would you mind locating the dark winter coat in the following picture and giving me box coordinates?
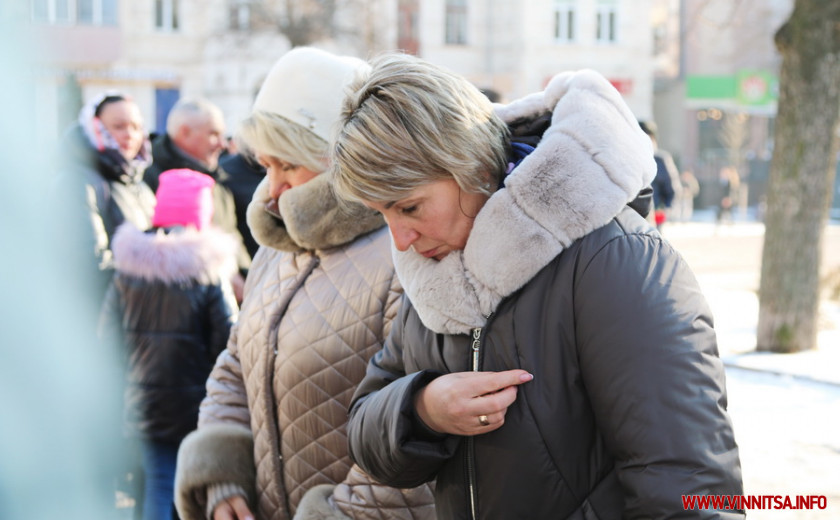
[100,223,239,443]
[144,133,251,274]
[346,70,744,519]
[53,125,157,303]
[651,149,680,209]
[219,152,265,259]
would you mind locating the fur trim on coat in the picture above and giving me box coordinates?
[246,172,384,253]
[175,424,257,520]
[111,223,239,285]
[394,69,657,334]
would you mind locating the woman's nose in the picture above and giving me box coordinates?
[268,172,289,200]
[389,222,419,252]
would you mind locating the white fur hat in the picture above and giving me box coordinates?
[253,47,369,142]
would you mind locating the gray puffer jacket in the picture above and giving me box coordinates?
[346,70,744,519]
[174,172,435,520]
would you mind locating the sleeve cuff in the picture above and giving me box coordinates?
[407,370,450,442]
[206,482,248,520]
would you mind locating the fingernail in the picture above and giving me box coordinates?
[521,373,534,382]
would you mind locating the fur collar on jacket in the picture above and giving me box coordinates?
[395,69,657,335]
[111,223,239,285]
[246,172,384,253]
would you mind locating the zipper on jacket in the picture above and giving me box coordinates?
[265,254,320,518]
[466,321,486,520]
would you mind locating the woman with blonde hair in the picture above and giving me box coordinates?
[324,53,743,519]
[174,48,434,520]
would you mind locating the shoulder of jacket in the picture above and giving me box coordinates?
[559,207,661,268]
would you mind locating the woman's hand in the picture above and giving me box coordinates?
[414,370,533,435]
[213,495,254,520]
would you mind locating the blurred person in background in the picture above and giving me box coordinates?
[716,166,741,225]
[52,93,157,305]
[174,47,435,520]
[2,16,129,519]
[329,53,743,519]
[144,98,251,301]
[676,169,701,222]
[100,168,239,520]
[640,120,681,231]
[49,94,158,517]
[219,148,266,259]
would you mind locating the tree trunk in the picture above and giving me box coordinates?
[757,0,840,352]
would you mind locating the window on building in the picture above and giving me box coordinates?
[77,0,94,24]
[228,0,253,30]
[596,1,618,44]
[445,0,467,45]
[32,0,49,23]
[553,0,576,43]
[398,0,420,54]
[31,0,118,26]
[55,0,71,23]
[155,0,180,31]
[102,0,118,25]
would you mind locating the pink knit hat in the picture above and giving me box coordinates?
[152,169,215,230]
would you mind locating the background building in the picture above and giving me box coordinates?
[32,0,657,150]
[652,0,800,212]
[36,0,839,216]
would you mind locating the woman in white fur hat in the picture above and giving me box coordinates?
[326,53,744,519]
[173,48,434,520]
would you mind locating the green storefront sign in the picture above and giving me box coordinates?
[687,71,778,107]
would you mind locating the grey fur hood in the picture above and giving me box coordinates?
[111,223,239,285]
[246,172,384,253]
[395,69,657,335]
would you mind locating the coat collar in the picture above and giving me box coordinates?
[246,173,385,253]
[394,70,657,335]
[111,223,239,285]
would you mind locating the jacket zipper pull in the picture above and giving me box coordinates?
[471,327,482,372]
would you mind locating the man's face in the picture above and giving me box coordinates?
[175,113,226,170]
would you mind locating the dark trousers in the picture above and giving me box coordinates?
[140,439,180,520]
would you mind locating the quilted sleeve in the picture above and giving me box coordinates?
[294,464,435,520]
[198,321,251,428]
[348,300,460,488]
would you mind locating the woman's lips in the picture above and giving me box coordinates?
[419,247,440,259]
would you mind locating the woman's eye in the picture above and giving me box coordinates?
[282,164,298,172]
[401,205,417,215]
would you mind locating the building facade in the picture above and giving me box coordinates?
[652,0,795,211]
[33,0,657,153]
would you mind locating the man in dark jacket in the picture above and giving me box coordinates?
[144,98,250,300]
[218,152,265,259]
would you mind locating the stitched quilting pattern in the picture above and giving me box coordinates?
[206,228,404,520]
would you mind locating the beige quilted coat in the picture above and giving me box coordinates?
[175,174,435,520]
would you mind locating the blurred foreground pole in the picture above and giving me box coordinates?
[0,5,126,518]
[757,0,840,352]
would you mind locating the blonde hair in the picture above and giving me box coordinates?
[237,110,328,173]
[331,52,510,204]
